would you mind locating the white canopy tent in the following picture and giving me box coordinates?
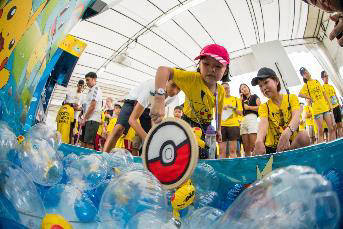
[47,0,337,117]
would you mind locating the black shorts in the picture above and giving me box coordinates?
[265,146,277,154]
[333,106,342,123]
[221,126,240,141]
[80,120,100,145]
[181,115,212,159]
[116,100,152,134]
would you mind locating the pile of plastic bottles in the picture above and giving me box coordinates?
[0,121,341,229]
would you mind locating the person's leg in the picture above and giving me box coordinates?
[314,115,324,143]
[83,121,100,150]
[309,126,315,145]
[103,124,125,152]
[220,126,229,158]
[333,106,343,138]
[242,134,250,156]
[323,112,336,141]
[228,140,237,158]
[289,131,310,150]
[248,133,257,156]
[337,122,343,138]
[219,141,228,158]
[236,139,242,157]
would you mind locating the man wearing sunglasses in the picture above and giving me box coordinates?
[302,0,343,46]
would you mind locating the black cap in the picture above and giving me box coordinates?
[251,67,277,86]
[321,70,327,78]
[78,80,84,85]
[299,67,307,76]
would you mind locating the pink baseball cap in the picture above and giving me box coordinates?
[194,44,230,66]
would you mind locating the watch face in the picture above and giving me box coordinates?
[157,88,165,95]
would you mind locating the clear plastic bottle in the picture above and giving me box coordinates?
[205,125,216,159]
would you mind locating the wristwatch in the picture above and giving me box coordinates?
[155,88,166,96]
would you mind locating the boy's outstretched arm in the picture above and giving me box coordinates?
[150,67,174,124]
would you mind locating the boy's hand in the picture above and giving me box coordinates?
[150,95,165,124]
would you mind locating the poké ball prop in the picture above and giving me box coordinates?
[19,137,63,186]
[41,214,72,229]
[0,161,45,228]
[142,118,199,190]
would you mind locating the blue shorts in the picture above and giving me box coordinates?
[314,110,331,120]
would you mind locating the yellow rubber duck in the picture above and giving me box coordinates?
[41,214,72,229]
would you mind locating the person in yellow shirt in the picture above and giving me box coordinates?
[321,70,342,138]
[220,82,243,158]
[56,100,75,144]
[304,98,316,144]
[252,67,310,155]
[150,44,229,159]
[95,111,106,151]
[298,67,335,143]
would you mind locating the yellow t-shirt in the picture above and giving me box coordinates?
[107,117,117,133]
[304,105,314,126]
[300,80,329,115]
[97,112,106,136]
[221,96,243,127]
[56,104,74,144]
[258,94,300,148]
[323,84,339,108]
[106,117,136,148]
[172,68,225,124]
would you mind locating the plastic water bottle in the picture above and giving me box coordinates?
[205,125,216,159]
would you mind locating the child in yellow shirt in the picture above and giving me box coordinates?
[150,44,229,159]
[56,101,74,144]
[252,67,310,155]
[304,99,316,144]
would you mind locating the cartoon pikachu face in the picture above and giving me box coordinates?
[0,0,49,89]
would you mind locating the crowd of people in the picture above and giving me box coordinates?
[55,43,342,159]
[54,0,343,158]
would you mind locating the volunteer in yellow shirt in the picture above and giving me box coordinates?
[304,99,316,144]
[56,102,75,144]
[151,44,229,159]
[252,67,310,155]
[321,70,342,138]
[220,83,243,158]
[298,67,335,143]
